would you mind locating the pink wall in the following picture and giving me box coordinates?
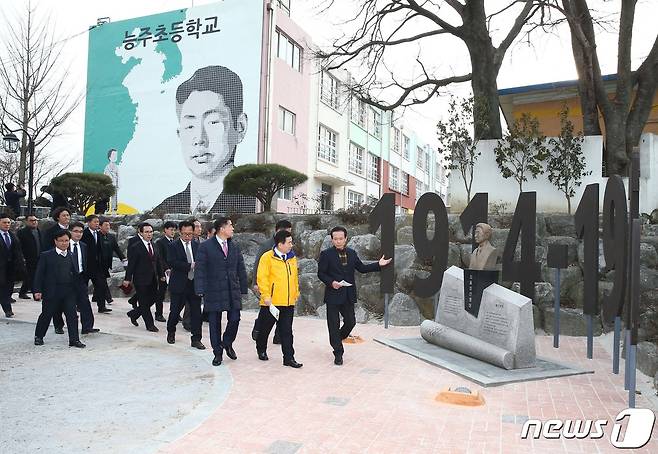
[258,5,313,213]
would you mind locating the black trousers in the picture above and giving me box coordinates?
[0,280,13,315]
[207,308,240,356]
[35,284,79,342]
[155,280,167,316]
[54,274,94,331]
[127,280,157,329]
[326,302,357,356]
[256,306,295,361]
[19,261,37,295]
[89,271,109,311]
[167,280,202,342]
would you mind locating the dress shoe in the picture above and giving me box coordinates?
[146,326,159,333]
[10,297,16,303]
[212,355,222,366]
[34,337,44,346]
[127,312,139,326]
[98,308,112,313]
[273,334,281,345]
[225,345,237,360]
[167,333,175,344]
[107,298,114,303]
[258,351,269,361]
[283,358,303,368]
[4,312,14,318]
[155,314,166,322]
[334,355,343,366]
[55,327,65,335]
[81,328,100,334]
[69,340,86,348]
[191,340,206,350]
[19,293,31,300]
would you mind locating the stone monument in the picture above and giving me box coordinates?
[420,266,536,370]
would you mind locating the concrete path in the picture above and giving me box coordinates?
[1,297,656,453]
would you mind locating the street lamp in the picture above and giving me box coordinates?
[2,129,35,215]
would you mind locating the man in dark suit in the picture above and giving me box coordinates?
[318,226,391,365]
[195,217,248,366]
[17,213,42,299]
[123,222,164,332]
[0,213,26,317]
[166,220,205,349]
[82,215,111,314]
[53,222,99,335]
[98,218,126,304]
[33,229,85,348]
[43,207,71,251]
[154,221,177,322]
[126,233,141,309]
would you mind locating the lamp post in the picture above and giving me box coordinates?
[2,129,35,215]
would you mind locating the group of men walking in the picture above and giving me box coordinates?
[5,209,392,367]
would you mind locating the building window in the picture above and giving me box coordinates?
[275,29,301,71]
[320,71,340,110]
[401,171,409,195]
[348,142,364,175]
[368,108,382,138]
[347,190,364,207]
[416,180,423,201]
[367,152,380,182]
[318,124,338,164]
[403,135,410,160]
[416,146,424,170]
[350,97,367,129]
[278,187,293,200]
[425,152,431,174]
[278,106,296,135]
[389,165,399,191]
[276,0,291,16]
[392,127,401,154]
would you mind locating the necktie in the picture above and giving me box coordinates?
[147,242,153,257]
[72,243,80,273]
[221,240,228,257]
[3,232,10,248]
[185,241,194,279]
[93,230,97,243]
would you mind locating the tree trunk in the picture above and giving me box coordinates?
[463,1,503,139]
[604,110,630,175]
[566,194,572,215]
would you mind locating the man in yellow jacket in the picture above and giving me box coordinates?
[255,230,302,368]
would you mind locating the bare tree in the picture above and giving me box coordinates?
[538,0,658,174]
[0,1,82,200]
[314,0,542,139]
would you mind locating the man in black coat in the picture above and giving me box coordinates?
[123,222,164,332]
[166,220,205,349]
[17,213,42,299]
[317,226,391,365]
[82,215,111,314]
[98,218,126,304]
[52,222,99,335]
[0,213,26,317]
[33,229,85,348]
[154,221,177,322]
[43,207,71,251]
[4,183,26,219]
[195,217,248,366]
[251,219,292,343]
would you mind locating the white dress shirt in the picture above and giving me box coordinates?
[70,241,83,273]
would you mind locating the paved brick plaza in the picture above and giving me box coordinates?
[1,297,656,454]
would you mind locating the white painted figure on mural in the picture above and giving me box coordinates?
[103,148,120,213]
